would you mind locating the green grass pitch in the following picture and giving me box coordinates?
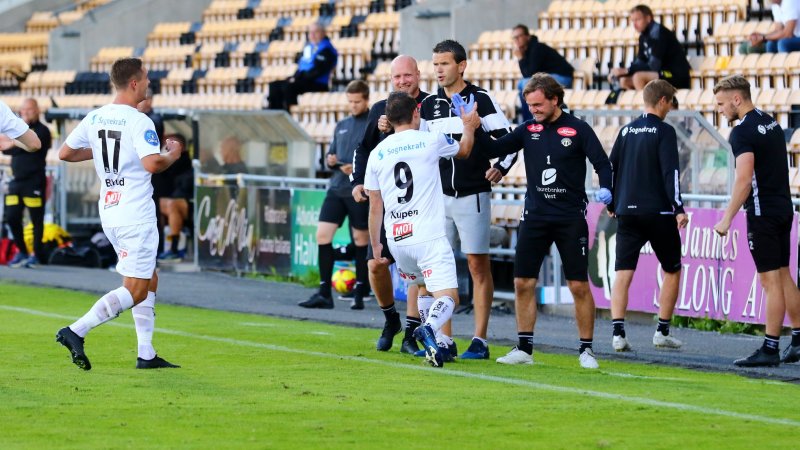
[1,281,798,449]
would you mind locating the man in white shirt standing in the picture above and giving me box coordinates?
[742,0,800,53]
[55,57,183,370]
[0,99,41,152]
[364,91,479,367]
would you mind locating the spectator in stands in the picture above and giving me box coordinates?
[3,98,51,268]
[740,0,800,54]
[267,23,338,111]
[219,136,247,174]
[199,147,221,174]
[608,4,691,90]
[157,133,193,262]
[299,80,371,310]
[512,24,574,122]
[713,75,800,367]
[350,55,430,354]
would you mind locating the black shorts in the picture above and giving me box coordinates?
[514,219,589,281]
[615,215,682,273]
[747,214,793,273]
[5,179,45,209]
[318,190,369,230]
[366,222,395,263]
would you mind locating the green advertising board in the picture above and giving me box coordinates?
[290,189,352,277]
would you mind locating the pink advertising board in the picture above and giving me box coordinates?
[586,203,798,325]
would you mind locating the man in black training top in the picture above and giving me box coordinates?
[300,80,372,311]
[3,98,51,267]
[607,79,689,352]
[417,39,518,361]
[608,4,691,91]
[470,73,612,369]
[512,24,574,122]
[350,55,429,353]
[713,75,800,367]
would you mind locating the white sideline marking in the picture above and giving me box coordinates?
[3,304,799,427]
[600,371,688,382]
[239,322,277,327]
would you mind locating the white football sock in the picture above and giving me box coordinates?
[417,295,435,325]
[69,286,134,337]
[435,332,454,348]
[133,291,156,360]
[424,296,455,332]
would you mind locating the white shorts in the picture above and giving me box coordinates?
[389,236,458,293]
[445,192,491,254]
[104,222,158,279]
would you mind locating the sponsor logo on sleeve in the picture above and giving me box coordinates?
[144,129,160,146]
[118,249,128,260]
[392,222,413,241]
[757,125,766,135]
[621,127,628,137]
[527,123,544,133]
[444,135,454,145]
[557,127,577,137]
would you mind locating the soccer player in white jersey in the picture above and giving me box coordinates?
[0,99,41,152]
[55,58,183,370]
[364,91,480,367]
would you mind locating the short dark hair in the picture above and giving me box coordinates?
[385,91,417,126]
[432,39,467,64]
[643,79,676,107]
[513,24,530,36]
[523,73,565,105]
[111,57,144,90]
[630,4,653,18]
[345,79,369,99]
[165,133,186,148]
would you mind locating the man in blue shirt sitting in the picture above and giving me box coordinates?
[267,23,338,111]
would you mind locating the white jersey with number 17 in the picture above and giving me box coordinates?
[364,129,459,246]
[65,104,161,227]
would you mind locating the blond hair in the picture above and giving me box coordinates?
[713,75,751,101]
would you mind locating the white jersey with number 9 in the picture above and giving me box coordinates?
[364,129,459,246]
[65,104,161,227]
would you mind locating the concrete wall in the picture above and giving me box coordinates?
[0,0,75,32]
[48,0,213,71]
[400,0,547,60]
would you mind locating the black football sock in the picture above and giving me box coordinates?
[657,317,671,336]
[762,335,780,355]
[518,331,534,355]
[318,243,334,298]
[612,319,626,338]
[404,316,421,341]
